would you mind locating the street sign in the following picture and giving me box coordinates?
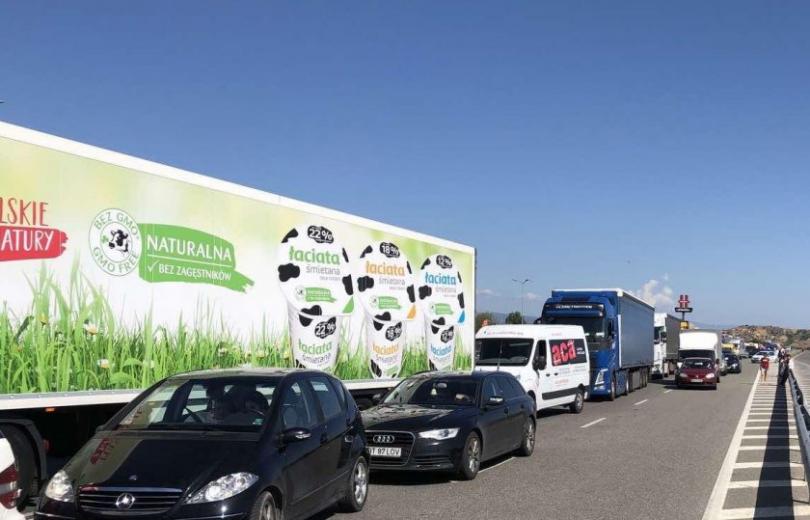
[676,294,693,314]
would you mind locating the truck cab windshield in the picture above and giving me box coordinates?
[540,316,609,350]
[475,338,534,366]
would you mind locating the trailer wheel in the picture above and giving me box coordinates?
[624,373,630,395]
[0,425,36,508]
[642,369,648,388]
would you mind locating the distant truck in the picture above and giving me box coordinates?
[538,289,654,400]
[653,313,681,378]
[678,329,727,377]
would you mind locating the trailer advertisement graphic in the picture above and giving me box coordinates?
[0,196,68,261]
[0,135,474,394]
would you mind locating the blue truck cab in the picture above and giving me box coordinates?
[538,288,654,400]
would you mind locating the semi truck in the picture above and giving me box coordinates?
[653,313,682,378]
[0,121,476,505]
[538,288,654,400]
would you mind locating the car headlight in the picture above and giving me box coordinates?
[185,473,258,504]
[418,428,460,440]
[44,470,74,503]
[705,373,715,378]
[679,373,688,378]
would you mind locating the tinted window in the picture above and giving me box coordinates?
[476,338,534,366]
[683,358,714,369]
[384,377,478,406]
[309,376,343,420]
[497,375,524,399]
[115,378,276,432]
[328,377,348,412]
[549,339,588,366]
[482,377,504,402]
[280,381,319,429]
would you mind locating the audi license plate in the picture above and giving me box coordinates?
[369,447,402,458]
[690,378,703,383]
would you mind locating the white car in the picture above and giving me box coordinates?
[751,351,777,364]
[475,324,591,414]
[0,432,23,520]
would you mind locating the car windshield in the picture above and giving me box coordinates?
[683,358,714,369]
[383,377,479,407]
[475,338,533,366]
[725,356,739,363]
[114,377,278,432]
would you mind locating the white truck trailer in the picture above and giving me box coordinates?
[0,121,476,504]
[653,313,681,378]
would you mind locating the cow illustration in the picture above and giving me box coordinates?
[108,229,130,253]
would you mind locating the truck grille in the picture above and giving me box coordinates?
[365,431,415,467]
[78,487,183,515]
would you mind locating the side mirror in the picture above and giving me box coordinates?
[280,428,312,444]
[485,396,505,408]
[607,321,615,338]
[372,391,387,405]
[533,355,546,371]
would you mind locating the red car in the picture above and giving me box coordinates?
[676,358,718,389]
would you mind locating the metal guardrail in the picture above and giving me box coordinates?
[788,367,810,488]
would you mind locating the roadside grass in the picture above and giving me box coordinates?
[0,264,472,394]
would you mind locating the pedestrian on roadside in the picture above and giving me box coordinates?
[778,352,791,386]
[760,355,770,382]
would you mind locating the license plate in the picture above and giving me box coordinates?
[369,446,402,458]
[690,378,703,383]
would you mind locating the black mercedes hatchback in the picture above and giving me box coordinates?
[37,369,369,520]
[362,371,535,480]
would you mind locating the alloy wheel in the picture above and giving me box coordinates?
[353,459,369,505]
[468,437,481,473]
[525,420,535,451]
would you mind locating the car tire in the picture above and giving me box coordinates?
[517,418,535,457]
[457,432,482,481]
[338,456,369,513]
[569,388,584,414]
[249,491,280,520]
[609,378,617,401]
[0,425,36,508]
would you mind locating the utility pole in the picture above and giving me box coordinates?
[512,278,531,323]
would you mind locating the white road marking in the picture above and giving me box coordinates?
[744,426,795,430]
[633,399,648,406]
[741,434,798,439]
[737,446,799,451]
[727,480,805,489]
[664,389,673,394]
[718,505,810,519]
[733,461,802,469]
[580,417,606,429]
[701,369,760,520]
[479,457,514,474]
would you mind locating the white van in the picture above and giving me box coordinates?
[679,329,727,377]
[474,325,591,414]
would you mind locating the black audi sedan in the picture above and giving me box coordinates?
[362,371,535,480]
[37,369,368,520]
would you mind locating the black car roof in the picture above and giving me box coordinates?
[168,367,329,381]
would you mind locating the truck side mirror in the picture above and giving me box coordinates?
[607,321,615,338]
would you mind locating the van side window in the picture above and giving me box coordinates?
[534,340,548,369]
[550,339,588,366]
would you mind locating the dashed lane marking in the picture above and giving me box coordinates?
[634,399,648,406]
[580,417,606,429]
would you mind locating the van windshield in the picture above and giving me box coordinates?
[475,338,533,366]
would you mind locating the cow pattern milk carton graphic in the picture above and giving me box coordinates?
[355,241,416,378]
[418,254,466,371]
[277,225,354,371]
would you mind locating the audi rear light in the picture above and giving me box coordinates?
[0,463,20,509]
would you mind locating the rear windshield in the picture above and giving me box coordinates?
[679,349,715,360]
[683,358,714,369]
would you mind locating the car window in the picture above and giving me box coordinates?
[280,381,319,430]
[481,377,504,403]
[328,377,348,412]
[497,375,523,399]
[309,376,343,420]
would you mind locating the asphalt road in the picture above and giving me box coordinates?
[328,363,759,520]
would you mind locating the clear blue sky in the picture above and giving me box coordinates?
[2,1,809,327]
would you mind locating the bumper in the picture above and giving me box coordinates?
[37,495,252,520]
[367,436,463,472]
[676,377,716,387]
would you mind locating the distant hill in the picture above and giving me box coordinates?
[726,325,810,350]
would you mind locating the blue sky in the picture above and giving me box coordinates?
[2,1,809,327]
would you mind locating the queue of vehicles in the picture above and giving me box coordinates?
[0,122,761,518]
